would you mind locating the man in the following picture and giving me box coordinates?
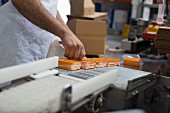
[0,0,86,69]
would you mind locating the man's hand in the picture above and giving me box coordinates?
[62,32,86,60]
[56,11,86,60]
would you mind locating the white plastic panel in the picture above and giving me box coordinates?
[0,56,58,84]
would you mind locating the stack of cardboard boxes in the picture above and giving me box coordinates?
[155,27,170,74]
[155,27,170,53]
[165,54,170,74]
[67,0,108,55]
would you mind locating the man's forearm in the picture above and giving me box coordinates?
[11,0,69,38]
[56,11,72,34]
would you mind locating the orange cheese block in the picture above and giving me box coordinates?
[81,60,96,70]
[104,58,120,67]
[58,59,81,71]
[123,58,141,67]
[90,58,107,68]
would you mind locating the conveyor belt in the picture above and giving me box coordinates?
[0,66,150,113]
[113,67,151,90]
[57,67,114,79]
[0,76,79,113]
[58,66,151,90]
[0,68,118,113]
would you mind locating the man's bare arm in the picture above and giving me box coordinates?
[56,11,86,59]
[11,0,68,38]
[11,0,86,59]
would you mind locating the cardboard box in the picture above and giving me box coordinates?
[77,35,106,55]
[70,0,95,16]
[67,19,106,36]
[167,54,170,60]
[67,19,107,55]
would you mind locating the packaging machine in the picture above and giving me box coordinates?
[0,57,165,113]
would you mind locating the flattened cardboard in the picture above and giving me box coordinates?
[67,12,108,22]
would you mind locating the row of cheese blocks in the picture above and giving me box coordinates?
[58,58,120,71]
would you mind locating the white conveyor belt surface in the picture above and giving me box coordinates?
[0,69,118,113]
[0,76,79,113]
[58,66,151,90]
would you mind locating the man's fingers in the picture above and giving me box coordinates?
[64,43,72,58]
[61,33,85,60]
[64,43,86,60]
[79,47,86,59]
[74,46,81,60]
[67,47,76,59]
[64,45,71,58]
